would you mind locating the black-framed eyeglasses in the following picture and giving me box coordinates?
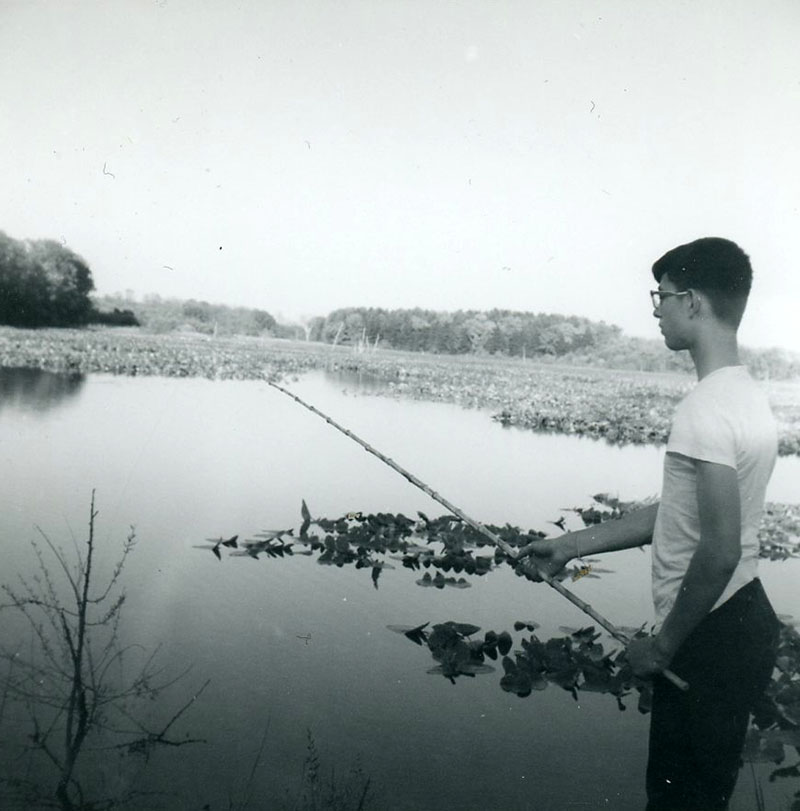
[650,290,690,309]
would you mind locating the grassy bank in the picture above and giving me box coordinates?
[1,326,799,456]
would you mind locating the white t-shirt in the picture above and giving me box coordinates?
[651,366,777,626]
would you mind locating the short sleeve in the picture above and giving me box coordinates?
[667,392,737,468]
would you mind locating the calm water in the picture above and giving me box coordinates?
[1,367,798,810]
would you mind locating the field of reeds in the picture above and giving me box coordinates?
[1,326,799,456]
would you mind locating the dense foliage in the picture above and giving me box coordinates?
[94,292,303,339]
[0,231,96,327]
[197,497,800,787]
[309,306,800,378]
[312,306,626,357]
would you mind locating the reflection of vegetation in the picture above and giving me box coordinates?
[391,617,800,799]
[202,498,800,801]
[216,722,375,811]
[2,330,799,455]
[0,493,206,811]
[0,367,85,414]
[389,620,650,704]
[281,730,373,811]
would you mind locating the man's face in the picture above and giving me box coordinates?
[653,274,692,351]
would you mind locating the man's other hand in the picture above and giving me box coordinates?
[626,636,671,677]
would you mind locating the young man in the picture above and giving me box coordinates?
[523,237,780,810]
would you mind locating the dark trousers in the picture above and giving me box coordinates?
[645,578,779,811]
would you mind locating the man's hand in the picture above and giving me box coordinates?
[626,636,672,678]
[517,535,576,582]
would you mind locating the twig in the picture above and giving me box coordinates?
[267,379,689,692]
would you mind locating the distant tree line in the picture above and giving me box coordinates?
[94,292,305,339]
[307,306,800,378]
[0,230,138,328]
[4,228,797,378]
[308,306,624,357]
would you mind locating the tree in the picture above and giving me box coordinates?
[0,492,206,810]
[0,233,95,327]
[28,240,95,325]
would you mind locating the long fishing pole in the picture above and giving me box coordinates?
[267,378,688,692]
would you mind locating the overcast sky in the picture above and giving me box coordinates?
[2,0,798,350]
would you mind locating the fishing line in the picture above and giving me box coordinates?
[266,378,689,692]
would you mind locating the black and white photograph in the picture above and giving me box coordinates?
[1,2,799,809]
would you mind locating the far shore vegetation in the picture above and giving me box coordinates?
[2,326,800,458]
[2,227,799,454]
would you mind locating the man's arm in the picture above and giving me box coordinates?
[628,458,741,674]
[518,502,659,580]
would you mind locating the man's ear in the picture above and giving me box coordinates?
[687,289,703,317]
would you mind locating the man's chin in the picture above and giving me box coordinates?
[662,335,687,351]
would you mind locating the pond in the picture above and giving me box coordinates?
[1,367,798,810]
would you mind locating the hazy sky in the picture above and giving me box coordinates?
[2,0,798,350]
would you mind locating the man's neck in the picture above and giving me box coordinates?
[689,331,741,380]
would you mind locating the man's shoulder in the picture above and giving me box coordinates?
[669,367,776,463]
[678,367,767,414]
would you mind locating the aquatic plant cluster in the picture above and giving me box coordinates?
[0,327,323,380]
[336,356,800,456]
[575,493,800,561]
[387,620,651,707]
[2,327,799,455]
[202,499,800,778]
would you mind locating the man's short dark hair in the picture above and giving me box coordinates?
[652,237,752,327]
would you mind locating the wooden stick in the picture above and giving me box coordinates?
[267,379,689,692]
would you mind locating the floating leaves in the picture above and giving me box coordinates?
[387,622,430,646]
[300,499,312,536]
[513,620,541,632]
[758,503,800,560]
[415,572,470,589]
[387,619,651,705]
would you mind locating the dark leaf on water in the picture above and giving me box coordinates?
[387,622,430,646]
[371,565,381,589]
[426,662,494,680]
[770,762,800,781]
[497,631,513,656]
[459,662,495,675]
[444,622,481,637]
[514,620,540,632]
[387,622,428,634]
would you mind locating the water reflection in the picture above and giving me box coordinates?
[0,366,84,414]
[1,370,798,811]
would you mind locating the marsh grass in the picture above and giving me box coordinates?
[283,730,372,811]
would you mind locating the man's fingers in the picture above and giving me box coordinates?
[517,541,553,560]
